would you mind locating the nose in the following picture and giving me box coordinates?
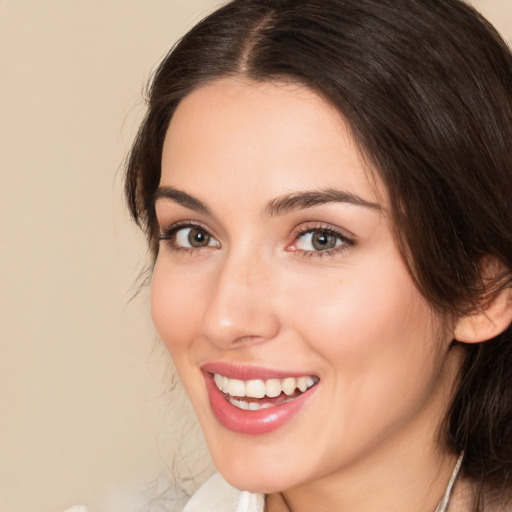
[200,251,281,349]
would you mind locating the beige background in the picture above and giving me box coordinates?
[1,1,510,512]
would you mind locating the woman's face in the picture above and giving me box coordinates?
[152,79,461,493]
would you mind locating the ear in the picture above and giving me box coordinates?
[454,286,512,344]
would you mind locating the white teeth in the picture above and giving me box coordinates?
[265,379,282,398]
[214,373,223,389]
[282,377,296,396]
[228,397,275,411]
[230,398,249,410]
[227,378,245,397]
[297,376,308,392]
[245,379,266,399]
[213,373,318,400]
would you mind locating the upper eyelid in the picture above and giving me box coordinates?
[158,219,213,236]
[290,222,356,242]
[153,198,218,233]
[155,211,225,239]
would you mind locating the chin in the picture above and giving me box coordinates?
[205,436,311,494]
[217,465,293,494]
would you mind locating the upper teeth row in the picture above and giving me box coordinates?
[213,374,318,398]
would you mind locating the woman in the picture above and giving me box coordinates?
[125,0,512,510]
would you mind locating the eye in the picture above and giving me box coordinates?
[175,226,216,248]
[296,231,343,251]
[158,223,220,251]
[288,225,355,257]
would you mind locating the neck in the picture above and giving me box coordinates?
[267,446,460,512]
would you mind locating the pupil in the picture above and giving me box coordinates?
[188,228,209,247]
[312,232,336,250]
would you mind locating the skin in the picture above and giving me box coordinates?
[151,78,466,512]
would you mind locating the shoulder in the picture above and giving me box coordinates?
[183,473,265,512]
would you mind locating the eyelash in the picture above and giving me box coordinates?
[157,221,356,258]
[289,223,356,259]
[157,221,216,255]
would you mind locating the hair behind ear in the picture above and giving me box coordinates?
[447,257,512,503]
[447,328,512,497]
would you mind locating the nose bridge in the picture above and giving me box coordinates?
[200,246,280,347]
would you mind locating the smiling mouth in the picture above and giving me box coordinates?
[213,373,319,411]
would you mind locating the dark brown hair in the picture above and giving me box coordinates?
[125,0,512,507]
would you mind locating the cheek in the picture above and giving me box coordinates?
[150,258,206,354]
[150,259,212,407]
[283,255,440,384]
[282,264,446,448]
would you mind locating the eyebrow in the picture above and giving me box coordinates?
[154,186,381,217]
[264,188,381,216]
[154,186,211,215]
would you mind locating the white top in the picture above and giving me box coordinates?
[183,473,265,512]
[60,474,263,512]
[62,454,463,512]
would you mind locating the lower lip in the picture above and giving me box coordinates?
[204,373,317,435]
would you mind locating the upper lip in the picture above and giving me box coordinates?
[201,362,318,381]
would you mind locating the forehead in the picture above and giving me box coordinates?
[160,78,383,208]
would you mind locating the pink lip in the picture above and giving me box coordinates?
[201,361,315,380]
[202,364,319,435]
